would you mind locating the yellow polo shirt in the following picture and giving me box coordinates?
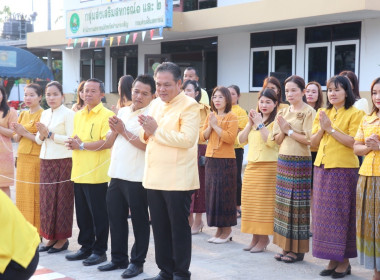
[312,106,365,168]
[71,103,114,184]
[355,113,380,176]
[0,191,40,273]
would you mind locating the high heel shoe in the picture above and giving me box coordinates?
[213,232,233,244]
[38,240,57,252]
[207,237,217,243]
[331,264,351,279]
[191,222,204,235]
[250,240,270,253]
[47,240,69,254]
[243,241,258,251]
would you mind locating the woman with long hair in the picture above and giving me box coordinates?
[339,70,369,114]
[311,75,365,278]
[71,81,86,112]
[183,79,210,234]
[117,75,134,109]
[0,85,18,197]
[263,76,288,110]
[201,86,238,244]
[272,75,315,263]
[239,88,279,253]
[11,83,44,232]
[36,81,75,253]
[354,77,380,280]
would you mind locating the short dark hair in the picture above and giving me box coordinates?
[184,67,199,77]
[86,78,105,93]
[285,75,307,102]
[133,74,156,95]
[370,77,380,115]
[339,70,360,99]
[25,83,43,97]
[154,62,181,82]
[210,86,232,113]
[46,81,63,95]
[182,80,201,103]
[306,81,324,110]
[258,88,278,126]
[0,85,10,118]
[118,75,134,107]
[263,76,282,103]
[326,75,356,109]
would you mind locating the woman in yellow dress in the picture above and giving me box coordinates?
[11,83,44,232]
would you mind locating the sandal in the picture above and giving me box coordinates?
[281,252,304,263]
[274,251,288,261]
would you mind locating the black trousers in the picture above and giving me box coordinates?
[235,148,244,206]
[147,190,193,280]
[107,178,150,266]
[74,183,109,255]
[0,249,39,280]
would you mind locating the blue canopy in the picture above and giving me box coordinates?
[0,46,54,80]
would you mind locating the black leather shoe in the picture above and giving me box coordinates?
[47,240,69,254]
[65,249,92,261]
[38,241,57,252]
[98,261,128,271]
[144,275,171,280]
[320,267,337,276]
[122,263,143,278]
[83,253,107,266]
[331,264,351,279]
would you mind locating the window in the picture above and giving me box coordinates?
[80,49,105,82]
[250,29,296,91]
[305,22,361,88]
[110,45,138,92]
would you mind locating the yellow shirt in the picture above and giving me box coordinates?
[355,113,380,176]
[198,103,210,145]
[312,106,365,168]
[232,104,248,149]
[200,88,209,106]
[0,191,40,273]
[273,104,316,156]
[17,108,43,156]
[238,122,278,162]
[71,103,115,184]
[141,92,201,191]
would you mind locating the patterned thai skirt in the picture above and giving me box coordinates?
[205,157,237,227]
[40,158,74,240]
[356,175,380,269]
[273,154,311,253]
[312,165,358,261]
[190,144,207,213]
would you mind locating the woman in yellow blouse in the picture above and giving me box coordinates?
[183,79,210,234]
[228,85,248,218]
[0,85,17,197]
[239,88,278,253]
[11,83,44,233]
[311,75,365,278]
[354,77,380,280]
[201,86,238,244]
[272,75,315,263]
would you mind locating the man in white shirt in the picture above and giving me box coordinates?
[97,75,155,279]
[183,67,209,105]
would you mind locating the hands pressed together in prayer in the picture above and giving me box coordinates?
[138,115,158,137]
[65,135,83,150]
[277,115,291,134]
[249,109,263,127]
[365,134,380,150]
[319,111,333,132]
[109,115,125,135]
[10,122,27,137]
[36,122,49,139]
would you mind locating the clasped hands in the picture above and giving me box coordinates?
[318,111,333,133]
[248,109,263,127]
[138,115,158,137]
[10,122,27,136]
[365,133,380,151]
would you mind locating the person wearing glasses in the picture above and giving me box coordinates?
[65,78,114,267]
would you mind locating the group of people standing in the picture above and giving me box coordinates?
[0,62,379,280]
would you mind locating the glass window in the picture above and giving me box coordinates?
[251,29,297,48]
[306,44,330,87]
[250,48,270,90]
[273,49,293,74]
[333,44,356,75]
[305,22,361,44]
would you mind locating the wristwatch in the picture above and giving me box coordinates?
[79,142,85,150]
[47,131,53,139]
[328,129,335,134]
[256,123,265,130]
[287,129,294,137]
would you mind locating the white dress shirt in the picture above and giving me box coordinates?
[35,104,74,159]
[108,105,150,182]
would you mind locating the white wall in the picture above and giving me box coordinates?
[295,26,305,77]
[217,0,260,7]
[137,43,161,75]
[217,32,250,92]
[359,18,380,91]
[62,48,81,93]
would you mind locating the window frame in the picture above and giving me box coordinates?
[271,45,296,76]
[305,42,331,90]
[331,39,359,77]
